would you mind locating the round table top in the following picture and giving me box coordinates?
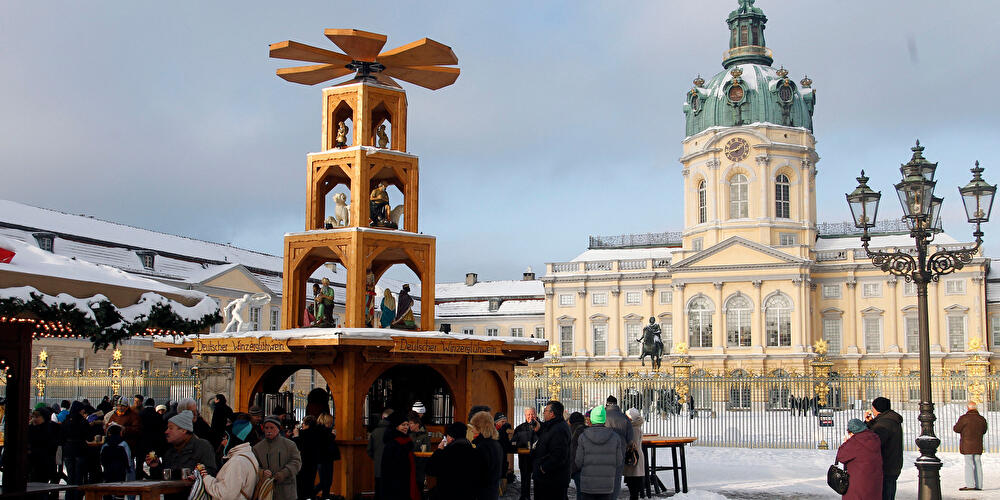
[641,436,698,445]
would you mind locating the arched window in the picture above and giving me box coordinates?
[725,294,752,347]
[775,174,790,218]
[698,180,707,223]
[729,369,751,409]
[765,294,792,347]
[729,174,749,219]
[767,369,790,409]
[688,296,714,348]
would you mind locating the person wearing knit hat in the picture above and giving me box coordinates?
[379,409,418,500]
[411,401,426,415]
[145,410,218,480]
[426,421,481,499]
[155,404,167,414]
[837,417,884,499]
[253,412,302,500]
[576,405,624,498]
[866,396,903,500]
[493,411,516,485]
[567,412,587,495]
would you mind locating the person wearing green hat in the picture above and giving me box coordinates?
[836,418,883,500]
[574,406,625,499]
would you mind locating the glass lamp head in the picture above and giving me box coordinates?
[899,140,937,182]
[846,170,881,228]
[895,166,935,219]
[959,161,997,223]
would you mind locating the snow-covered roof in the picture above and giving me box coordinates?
[0,235,204,300]
[814,233,965,251]
[570,247,674,262]
[436,279,543,299]
[435,299,545,317]
[158,327,549,347]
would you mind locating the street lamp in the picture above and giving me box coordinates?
[845,141,996,500]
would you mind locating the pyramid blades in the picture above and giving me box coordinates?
[276,64,354,85]
[324,29,387,62]
[269,40,353,65]
[377,38,458,67]
[382,65,460,90]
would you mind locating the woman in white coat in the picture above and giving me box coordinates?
[623,408,646,500]
[200,422,260,500]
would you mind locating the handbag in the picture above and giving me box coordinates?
[624,442,640,468]
[253,470,274,500]
[827,460,849,495]
[187,474,210,500]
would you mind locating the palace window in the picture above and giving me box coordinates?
[725,294,752,347]
[33,233,54,252]
[822,284,841,299]
[560,325,574,355]
[903,282,917,296]
[862,283,881,298]
[593,323,607,356]
[698,180,707,223]
[462,327,475,335]
[171,361,181,373]
[486,327,499,337]
[559,294,575,306]
[249,307,261,331]
[138,251,156,270]
[729,369,751,409]
[592,292,608,306]
[270,309,280,330]
[945,279,966,295]
[510,327,523,337]
[626,321,641,356]
[660,290,673,304]
[626,291,641,305]
[765,294,791,347]
[140,360,150,373]
[729,174,749,219]
[948,315,966,351]
[692,238,703,252]
[863,317,881,353]
[775,174,790,218]
[688,296,714,348]
[778,233,796,246]
[822,317,842,354]
[661,320,674,354]
[74,357,85,371]
[905,316,919,352]
[535,326,544,338]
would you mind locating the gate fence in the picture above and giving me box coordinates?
[514,369,1000,453]
[27,368,199,409]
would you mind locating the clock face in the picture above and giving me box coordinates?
[728,85,745,103]
[724,137,750,162]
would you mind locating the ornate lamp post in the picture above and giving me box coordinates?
[845,141,996,500]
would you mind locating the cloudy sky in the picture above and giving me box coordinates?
[3,1,999,283]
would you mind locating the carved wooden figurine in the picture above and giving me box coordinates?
[376,124,389,148]
[335,121,348,148]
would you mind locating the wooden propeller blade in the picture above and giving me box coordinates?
[276,64,354,85]
[381,65,460,90]
[374,73,401,88]
[269,40,352,65]
[376,38,459,67]
[324,29,387,62]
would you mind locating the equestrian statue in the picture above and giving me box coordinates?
[637,316,664,370]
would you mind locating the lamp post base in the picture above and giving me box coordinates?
[915,434,942,500]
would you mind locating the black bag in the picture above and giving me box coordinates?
[624,442,640,468]
[827,460,849,495]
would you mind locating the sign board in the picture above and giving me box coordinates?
[818,408,835,427]
[192,337,290,354]
[392,337,504,356]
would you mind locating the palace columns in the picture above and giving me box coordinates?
[846,281,859,352]
[752,280,764,351]
[929,281,942,349]
[610,288,622,356]
[887,279,900,350]
[575,289,588,356]
[713,282,725,351]
[674,283,686,348]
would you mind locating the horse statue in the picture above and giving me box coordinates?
[637,316,664,370]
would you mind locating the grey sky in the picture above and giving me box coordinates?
[2,1,998,283]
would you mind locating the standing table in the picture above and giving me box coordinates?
[641,435,697,496]
[79,480,192,500]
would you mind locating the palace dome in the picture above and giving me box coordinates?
[683,0,816,138]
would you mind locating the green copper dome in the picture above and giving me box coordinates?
[683,0,816,138]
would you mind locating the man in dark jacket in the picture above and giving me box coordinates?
[426,422,485,500]
[866,397,903,500]
[604,395,633,498]
[494,412,515,483]
[511,407,539,500]
[367,409,394,500]
[210,394,233,438]
[531,400,571,499]
[575,406,625,500]
[953,402,988,491]
[138,398,165,479]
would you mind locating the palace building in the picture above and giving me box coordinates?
[536,2,998,374]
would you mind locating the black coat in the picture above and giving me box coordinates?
[139,405,165,455]
[210,402,233,436]
[867,409,904,475]
[511,420,538,449]
[28,421,58,479]
[380,428,418,500]
[473,435,504,484]
[530,415,571,487]
[426,439,484,500]
[568,421,587,474]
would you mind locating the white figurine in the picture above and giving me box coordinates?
[389,204,404,229]
[222,292,271,332]
[332,192,350,226]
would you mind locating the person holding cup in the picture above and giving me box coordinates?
[146,410,218,481]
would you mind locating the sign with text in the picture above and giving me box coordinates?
[392,337,504,356]
[192,337,290,354]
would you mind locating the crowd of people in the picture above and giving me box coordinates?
[366,395,646,500]
[26,388,339,500]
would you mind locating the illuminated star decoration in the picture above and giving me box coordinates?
[813,339,828,356]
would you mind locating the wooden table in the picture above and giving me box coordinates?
[641,435,697,496]
[79,480,192,500]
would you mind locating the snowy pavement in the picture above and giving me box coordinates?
[513,447,999,499]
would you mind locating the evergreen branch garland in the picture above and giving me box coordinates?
[0,292,222,351]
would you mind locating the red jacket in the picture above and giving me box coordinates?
[954,409,988,455]
[836,430,883,500]
[105,407,142,451]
